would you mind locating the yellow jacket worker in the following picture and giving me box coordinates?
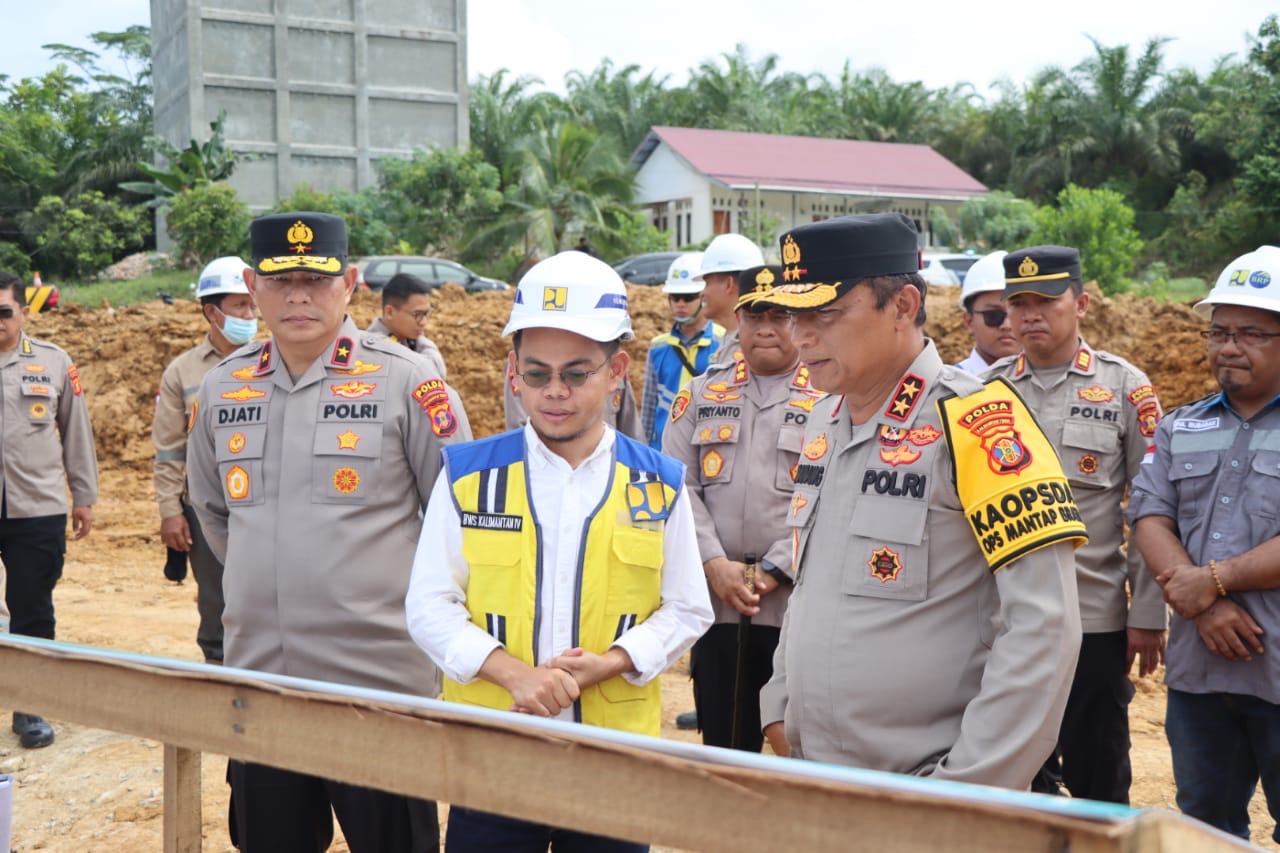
[407,250,712,853]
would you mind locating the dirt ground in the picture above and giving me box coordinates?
[2,281,1274,851]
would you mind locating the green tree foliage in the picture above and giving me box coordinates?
[956,191,1038,249]
[1031,185,1142,294]
[377,148,503,256]
[20,191,148,279]
[165,183,251,268]
[120,111,241,208]
[270,185,396,257]
[470,119,638,261]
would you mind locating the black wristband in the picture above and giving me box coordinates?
[760,559,792,585]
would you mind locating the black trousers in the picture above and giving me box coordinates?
[183,502,225,662]
[1031,630,1134,803]
[227,760,439,853]
[689,622,780,752]
[0,513,66,640]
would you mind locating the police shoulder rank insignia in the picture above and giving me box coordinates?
[1077,385,1114,403]
[670,388,691,422]
[938,377,1088,573]
[1073,348,1092,372]
[256,341,273,374]
[67,364,82,396]
[868,547,903,584]
[793,364,811,389]
[885,373,925,422]
[733,359,749,384]
[330,336,354,367]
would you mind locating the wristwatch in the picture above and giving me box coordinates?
[760,559,792,585]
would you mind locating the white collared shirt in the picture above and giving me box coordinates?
[406,424,712,721]
[954,347,994,376]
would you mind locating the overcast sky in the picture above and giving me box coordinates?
[4,0,1275,97]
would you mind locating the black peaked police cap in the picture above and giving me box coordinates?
[251,212,348,276]
[1002,245,1082,299]
[748,213,921,311]
[735,264,786,311]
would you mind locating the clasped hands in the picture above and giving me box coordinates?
[507,646,630,717]
[1156,561,1263,661]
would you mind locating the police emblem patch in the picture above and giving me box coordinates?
[332,360,382,377]
[30,402,48,418]
[221,385,267,402]
[330,381,376,399]
[790,492,809,517]
[670,388,691,422]
[868,547,903,583]
[879,445,921,467]
[1078,454,1099,475]
[1077,385,1114,403]
[231,366,256,380]
[959,399,1033,476]
[228,432,246,454]
[225,465,250,500]
[802,433,829,461]
[1138,401,1159,438]
[333,466,360,494]
[337,429,361,450]
[702,449,724,479]
[1127,385,1156,406]
[717,425,735,441]
[907,424,942,446]
[67,364,82,396]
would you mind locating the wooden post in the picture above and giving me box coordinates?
[163,744,202,853]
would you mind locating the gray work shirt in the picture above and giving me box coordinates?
[366,316,447,379]
[187,316,472,695]
[1129,394,1280,703]
[760,340,1081,789]
[986,340,1167,632]
[661,358,826,627]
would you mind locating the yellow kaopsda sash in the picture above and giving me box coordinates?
[938,377,1088,572]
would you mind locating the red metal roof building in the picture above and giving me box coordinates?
[632,126,987,251]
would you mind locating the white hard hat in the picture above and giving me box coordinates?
[662,252,705,294]
[1195,246,1280,320]
[693,234,764,281]
[959,251,1008,307]
[196,256,250,299]
[504,251,634,342]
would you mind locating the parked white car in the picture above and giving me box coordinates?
[920,253,980,286]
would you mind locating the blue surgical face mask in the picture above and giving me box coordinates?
[217,309,258,345]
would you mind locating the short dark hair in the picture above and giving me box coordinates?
[863,273,927,327]
[512,330,623,359]
[0,271,22,303]
[1068,279,1084,296]
[199,293,228,309]
[382,273,434,307]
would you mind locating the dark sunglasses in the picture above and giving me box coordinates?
[0,305,16,319]
[974,308,1008,328]
[517,357,608,389]
[668,293,700,303]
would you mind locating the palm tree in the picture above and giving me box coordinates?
[468,70,566,185]
[565,60,674,157]
[468,118,637,261]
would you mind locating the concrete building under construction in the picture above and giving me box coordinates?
[150,0,468,208]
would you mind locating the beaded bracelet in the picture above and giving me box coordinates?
[1209,559,1227,598]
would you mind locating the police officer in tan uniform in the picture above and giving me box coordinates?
[751,214,1084,789]
[661,264,824,751]
[986,245,1167,803]
[153,256,257,663]
[187,212,471,852]
[366,271,448,378]
[0,270,96,749]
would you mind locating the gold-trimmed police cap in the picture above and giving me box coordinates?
[753,213,921,311]
[735,264,785,311]
[1002,245,1081,299]
[251,212,348,276]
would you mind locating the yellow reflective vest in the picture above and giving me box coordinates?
[443,429,683,736]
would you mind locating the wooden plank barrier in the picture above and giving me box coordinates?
[0,636,1254,853]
